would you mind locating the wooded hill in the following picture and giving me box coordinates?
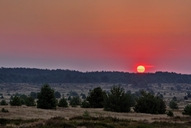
[0,68,191,84]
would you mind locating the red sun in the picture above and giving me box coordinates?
[137,65,145,73]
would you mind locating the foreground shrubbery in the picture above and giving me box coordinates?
[1,116,191,128]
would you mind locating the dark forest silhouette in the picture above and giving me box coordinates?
[0,67,191,84]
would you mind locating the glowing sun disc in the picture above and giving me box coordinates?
[137,65,145,73]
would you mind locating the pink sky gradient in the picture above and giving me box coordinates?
[0,1,191,73]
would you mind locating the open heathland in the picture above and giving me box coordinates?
[0,106,191,128]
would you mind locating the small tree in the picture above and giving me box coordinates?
[81,100,90,108]
[87,87,105,108]
[167,110,174,117]
[37,84,57,109]
[104,86,131,112]
[10,96,22,106]
[0,100,8,105]
[25,96,36,106]
[69,96,81,107]
[169,100,178,109]
[182,104,191,116]
[58,97,68,107]
[134,91,166,114]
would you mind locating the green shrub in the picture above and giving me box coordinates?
[0,100,8,105]
[69,96,81,107]
[25,96,36,106]
[169,100,178,109]
[167,110,174,117]
[81,100,90,108]
[1,108,9,113]
[83,110,90,117]
[10,96,22,106]
[58,97,68,107]
[182,104,191,116]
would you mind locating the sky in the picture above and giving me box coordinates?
[0,0,191,74]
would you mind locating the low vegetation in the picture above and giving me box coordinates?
[58,97,68,107]
[0,100,8,105]
[1,108,9,113]
[69,96,81,107]
[10,96,22,106]
[182,104,191,116]
[169,100,178,109]
[167,110,174,117]
[0,115,191,128]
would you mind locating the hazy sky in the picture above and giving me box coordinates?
[1,0,191,73]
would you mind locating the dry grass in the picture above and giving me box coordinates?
[1,106,191,128]
[0,105,187,123]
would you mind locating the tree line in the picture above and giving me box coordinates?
[0,68,191,84]
[2,84,191,116]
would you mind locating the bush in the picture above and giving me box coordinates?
[134,91,166,114]
[182,104,191,116]
[10,96,22,106]
[1,108,9,113]
[58,97,68,107]
[83,110,90,117]
[169,100,178,109]
[69,96,81,107]
[87,87,105,108]
[25,96,36,106]
[167,110,174,117]
[104,86,131,112]
[0,100,8,105]
[81,100,90,108]
[37,84,57,109]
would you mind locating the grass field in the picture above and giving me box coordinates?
[0,105,191,128]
